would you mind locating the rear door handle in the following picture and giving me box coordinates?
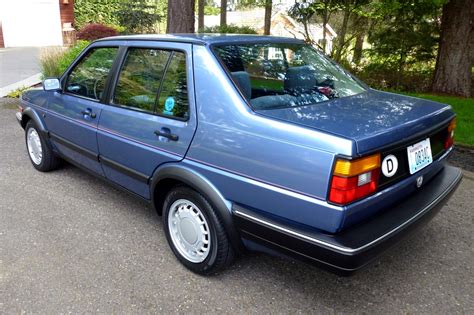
[81,109,96,119]
[154,129,179,141]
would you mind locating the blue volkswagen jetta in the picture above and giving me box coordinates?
[17,34,462,275]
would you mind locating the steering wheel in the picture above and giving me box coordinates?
[93,75,107,100]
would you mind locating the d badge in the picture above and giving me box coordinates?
[382,155,398,177]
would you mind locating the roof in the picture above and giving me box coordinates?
[97,33,305,46]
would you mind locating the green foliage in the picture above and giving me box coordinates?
[6,86,30,98]
[40,40,90,78]
[203,24,258,34]
[117,0,162,33]
[74,0,122,29]
[204,5,220,15]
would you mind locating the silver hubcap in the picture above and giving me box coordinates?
[168,199,211,263]
[27,128,42,165]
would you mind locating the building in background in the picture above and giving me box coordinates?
[0,0,75,48]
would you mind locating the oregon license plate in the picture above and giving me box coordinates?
[407,138,433,174]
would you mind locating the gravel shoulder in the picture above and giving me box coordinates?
[1,98,473,313]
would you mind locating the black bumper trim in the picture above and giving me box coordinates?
[233,165,462,275]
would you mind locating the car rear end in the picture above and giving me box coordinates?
[210,39,463,274]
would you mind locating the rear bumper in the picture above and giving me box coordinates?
[233,164,462,275]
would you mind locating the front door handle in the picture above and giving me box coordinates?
[154,129,179,141]
[81,109,96,119]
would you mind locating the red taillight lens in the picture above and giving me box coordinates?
[444,118,456,150]
[329,154,381,205]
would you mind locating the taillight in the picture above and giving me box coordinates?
[329,153,381,205]
[444,118,456,150]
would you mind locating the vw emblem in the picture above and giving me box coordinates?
[382,155,398,177]
[416,176,423,188]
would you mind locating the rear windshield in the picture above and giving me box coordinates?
[213,43,366,110]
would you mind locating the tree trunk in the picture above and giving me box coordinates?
[321,10,328,53]
[432,0,473,97]
[198,0,205,32]
[334,8,350,62]
[220,0,227,27]
[352,31,364,65]
[166,0,196,33]
[264,0,272,35]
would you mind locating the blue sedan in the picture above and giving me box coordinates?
[16,34,462,275]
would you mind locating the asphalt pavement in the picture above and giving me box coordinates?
[0,48,41,87]
[1,98,473,313]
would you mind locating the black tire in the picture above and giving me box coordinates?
[24,120,60,172]
[162,185,235,275]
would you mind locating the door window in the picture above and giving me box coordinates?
[113,48,170,112]
[156,51,189,120]
[112,48,189,120]
[65,47,118,100]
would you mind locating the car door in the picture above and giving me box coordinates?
[46,45,119,175]
[97,42,197,198]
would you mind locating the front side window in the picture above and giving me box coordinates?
[213,43,366,110]
[65,47,118,100]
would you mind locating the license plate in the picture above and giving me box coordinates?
[407,138,433,174]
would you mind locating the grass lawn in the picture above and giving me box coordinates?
[401,93,474,148]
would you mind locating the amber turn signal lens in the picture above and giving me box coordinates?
[333,153,381,177]
[448,118,457,132]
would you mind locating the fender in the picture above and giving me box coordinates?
[150,163,243,251]
[21,107,49,136]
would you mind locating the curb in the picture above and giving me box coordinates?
[0,73,42,97]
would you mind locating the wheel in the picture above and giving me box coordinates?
[25,120,60,172]
[162,185,235,275]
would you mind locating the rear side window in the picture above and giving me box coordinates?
[114,49,170,112]
[112,48,189,120]
[65,47,118,100]
[156,52,189,119]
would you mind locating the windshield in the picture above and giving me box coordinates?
[213,43,366,110]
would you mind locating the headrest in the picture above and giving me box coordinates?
[231,71,252,100]
[284,66,316,92]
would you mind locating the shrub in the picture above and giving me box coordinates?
[77,24,118,41]
[6,86,30,98]
[40,40,90,78]
[203,24,257,34]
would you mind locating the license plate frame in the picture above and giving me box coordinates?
[407,138,433,174]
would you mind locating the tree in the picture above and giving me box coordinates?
[220,0,227,26]
[288,2,317,44]
[264,0,273,35]
[167,0,196,33]
[239,0,273,35]
[331,0,369,62]
[117,0,161,33]
[367,0,441,89]
[198,0,205,32]
[432,0,473,97]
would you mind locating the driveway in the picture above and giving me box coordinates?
[1,99,473,313]
[0,47,41,87]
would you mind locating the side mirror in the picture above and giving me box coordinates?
[43,78,61,92]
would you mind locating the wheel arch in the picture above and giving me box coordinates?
[150,163,242,251]
[21,107,48,135]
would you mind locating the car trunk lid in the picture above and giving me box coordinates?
[255,90,454,155]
